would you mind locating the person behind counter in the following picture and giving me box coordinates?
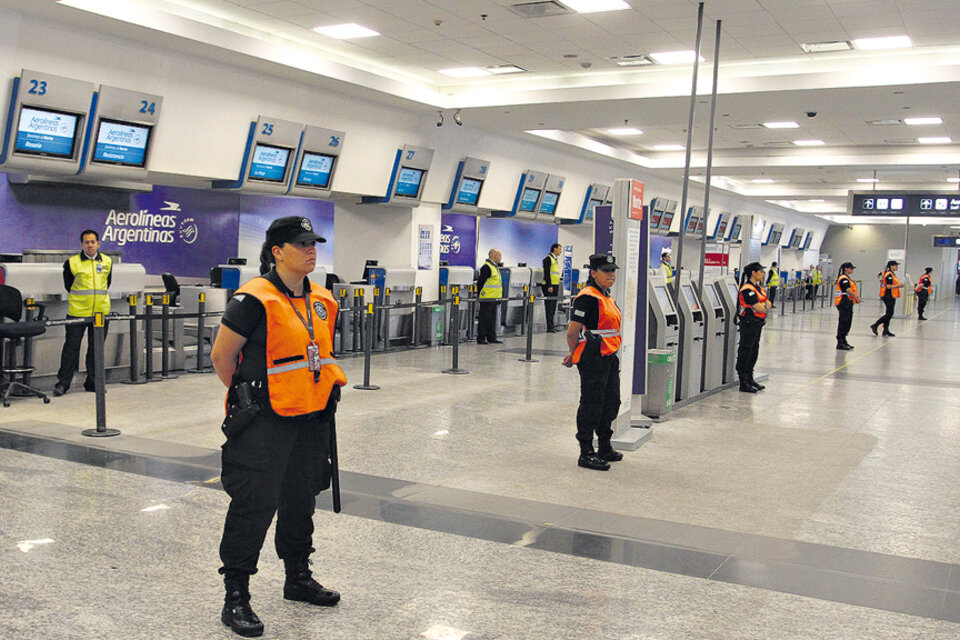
[53,230,112,397]
[736,262,772,393]
[562,253,623,472]
[476,248,503,345]
[210,216,347,638]
[542,243,563,333]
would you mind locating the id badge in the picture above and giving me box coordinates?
[96,263,103,273]
[306,343,321,372]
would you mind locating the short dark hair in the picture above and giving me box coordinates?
[80,229,100,242]
[551,243,562,251]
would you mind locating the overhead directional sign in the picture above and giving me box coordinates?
[850,191,960,217]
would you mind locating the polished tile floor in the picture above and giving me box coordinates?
[2,296,959,638]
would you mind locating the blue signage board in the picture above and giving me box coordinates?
[15,106,79,157]
[92,119,150,167]
[439,213,477,267]
[594,204,614,255]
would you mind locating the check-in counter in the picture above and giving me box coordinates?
[172,285,226,370]
[528,266,547,331]
[501,266,531,333]
[368,267,416,348]
[710,275,740,385]
[440,266,475,342]
[696,279,726,392]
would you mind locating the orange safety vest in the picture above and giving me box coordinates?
[738,282,767,319]
[232,276,347,417]
[879,270,901,299]
[915,274,932,294]
[572,286,622,364]
[834,275,858,305]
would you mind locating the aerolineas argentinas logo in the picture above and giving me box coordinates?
[101,201,198,246]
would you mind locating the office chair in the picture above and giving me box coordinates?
[0,285,50,406]
[161,272,181,307]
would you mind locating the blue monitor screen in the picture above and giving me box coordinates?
[729,222,741,240]
[587,198,602,220]
[539,191,560,214]
[15,106,80,158]
[685,215,698,234]
[92,119,152,167]
[395,167,424,197]
[803,232,812,249]
[659,209,675,230]
[456,177,482,205]
[715,218,728,238]
[249,143,291,183]
[519,187,540,212]
[296,152,335,188]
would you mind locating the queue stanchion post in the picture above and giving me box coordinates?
[371,287,381,352]
[21,298,38,388]
[442,294,469,375]
[161,293,178,379]
[411,287,422,348]
[451,286,460,342]
[802,285,807,312]
[352,289,362,352]
[467,285,477,340]
[792,282,798,314]
[337,290,348,356]
[357,289,366,352]
[83,313,120,438]
[439,285,449,344]
[381,287,390,351]
[519,292,539,363]
[353,303,380,390]
[520,285,529,336]
[122,294,147,385]
[189,292,213,373]
[144,295,155,381]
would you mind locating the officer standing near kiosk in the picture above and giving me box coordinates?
[563,254,623,471]
[736,262,771,393]
[53,230,112,397]
[211,216,346,638]
[835,262,860,350]
[542,243,563,332]
[476,248,503,344]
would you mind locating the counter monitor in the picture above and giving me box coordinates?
[248,143,292,183]
[14,105,81,159]
[92,118,152,167]
[395,167,425,197]
[456,177,483,205]
[539,191,560,214]
[296,151,335,188]
[519,187,541,212]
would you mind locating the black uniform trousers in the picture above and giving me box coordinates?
[575,348,620,453]
[735,317,764,382]
[875,297,896,331]
[836,301,853,345]
[541,284,558,331]
[56,316,109,390]
[917,290,929,317]
[219,408,332,577]
[768,286,777,305]
[477,301,498,342]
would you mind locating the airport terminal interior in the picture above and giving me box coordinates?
[1,0,960,638]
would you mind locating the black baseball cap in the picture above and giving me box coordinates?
[886,259,899,267]
[743,261,765,276]
[840,261,856,270]
[266,216,326,245]
[588,253,619,271]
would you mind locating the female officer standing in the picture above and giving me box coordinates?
[211,216,347,637]
[915,267,933,320]
[736,262,771,393]
[562,254,623,471]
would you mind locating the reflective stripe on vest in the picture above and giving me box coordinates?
[915,275,932,294]
[233,277,347,417]
[546,254,561,285]
[879,270,901,299]
[768,269,780,287]
[738,283,767,319]
[572,286,622,363]
[479,260,503,299]
[663,264,674,285]
[67,253,112,317]
[834,275,858,306]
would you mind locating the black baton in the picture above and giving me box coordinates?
[329,413,341,513]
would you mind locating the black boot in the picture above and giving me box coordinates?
[750,378,766,391]
[222,575,264,637]
[739,379,757,393]
[596,443,623,462]
[283,559,340,607]
[577,451,610,470]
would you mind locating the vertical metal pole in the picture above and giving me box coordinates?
[381,287,390,352]
[467,285,477,340]
[352,289,362,352]
[194,292,207,372]
[520,285,529,336]
[122,295,146,385]
[353,303,380,390]
[357,290,365,352]
[372,287,381,351]
[412,287,422,347]
[21,299,36,386]
[519,292,539,363]
[82,313,120,437]
[338,290,348,355]
[161,294,177,379]
[442,295,469,374]
[144,295,154,381]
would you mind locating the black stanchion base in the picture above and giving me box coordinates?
[441,368,469,375]
[185,367,215,374]
[161,373,180,380]
[518,357,540,363]
[82,428,121,438]
[353,384,381,390]
[121,378,155,385]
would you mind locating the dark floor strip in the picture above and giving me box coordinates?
[1,427,958,622]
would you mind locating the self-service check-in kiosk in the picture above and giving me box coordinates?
[500,266,531,333]
[673,271,704,401]
[711,275,740,385]
[366,267,416,348]
[642,274,680,418]
[695,279,727,392]
[439,265,475,342]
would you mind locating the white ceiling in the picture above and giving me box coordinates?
[30,0,960,218]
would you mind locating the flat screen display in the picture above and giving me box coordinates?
[728,283,739,301]
[716,218,728,238]
[696,218,705,234]
[659,210,675,230]
[456,177,483,205]
[705,285,721,308]
[649,207,663,227]
[519,187,541,212]
[654,286,675,313]
[296,151,335,188]
[792,233,803,249]
[539,191,560,214]
[92,119,152,167]
[685,215,698,234]
[802,232,812,249]
[729,222,741,240]
[587,198,602,220]
[395,167,424,197]
[15,106,81,158]
[682,285,699,311]
[249,143,292,183]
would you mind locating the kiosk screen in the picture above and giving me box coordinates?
[705,285,721,308]
[296,152,335,188]
[92,119,151,167]
[654,286,675,314]
[696,217,705,234]
[586,198,602,220]
[539,191,560,214]
[456,177,482,205]
[728,283,740,302]
[395,167,425,197]
[249,143,291,182]
[15,106,80,158]
[519,187,541,212]
[682,285,699,311]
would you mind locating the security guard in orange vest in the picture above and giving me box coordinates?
[211,216,346,638]
[563,253,623,471]
[736,262,771,393]
[835,262,860,350]
[871,259,904,337]
[915,267,933,320]
[54,229,112,396]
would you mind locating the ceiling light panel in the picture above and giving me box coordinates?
[856,178,879,183]
[867,119,902,126]
[649,50,705,65]
[762,121,799,129]
[904,117,943,125]
[439,67,491,78]
[752,178,775,183]
[918,137,952,144]
[607,127,643,135]
[486,65,527,74]
[800,40,853,53]
[653,144,684,151]
[312,23,380,39]
[852,35,912,50]
[793,139,825,146]
[561,0,631,13]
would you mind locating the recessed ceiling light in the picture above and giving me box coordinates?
[809,199,826,203]
[800,40,853,53]
[867,119,902,126]
[312,23,379,39]
[752,178,775,183]
[856,178,880,183]
[946,178,960,183]
[852,35,912,50]
[653,144,685,151]
[793,139,825,146]
[763,121,799,129]
[649,50,705,65]
[904,117,943,125]
[486,64,526,74]
[439,67,491,78]
[607,127,643,136]
[918,137,952,144]
[561,0,631,13]
[608,54,655,67]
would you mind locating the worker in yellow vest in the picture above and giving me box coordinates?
[542,243,563,332]
[476,248,503,344]
[658,248,674,285]
[870,260,904,337]
[766,261,780,307]
[53,230,112,396]
[810,265,823,299]
[834,262,860,350]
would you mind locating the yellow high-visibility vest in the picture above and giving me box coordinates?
[479,260,502,299]
[546,254,561,286]
[67,253,112,317]
[768,268,780,287]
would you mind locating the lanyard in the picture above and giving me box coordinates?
[283,287,315,343]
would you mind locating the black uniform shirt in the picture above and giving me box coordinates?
[571,281,609,330]
[740,284,762,319]
[882,272,896,302]
[542,254,555,287]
